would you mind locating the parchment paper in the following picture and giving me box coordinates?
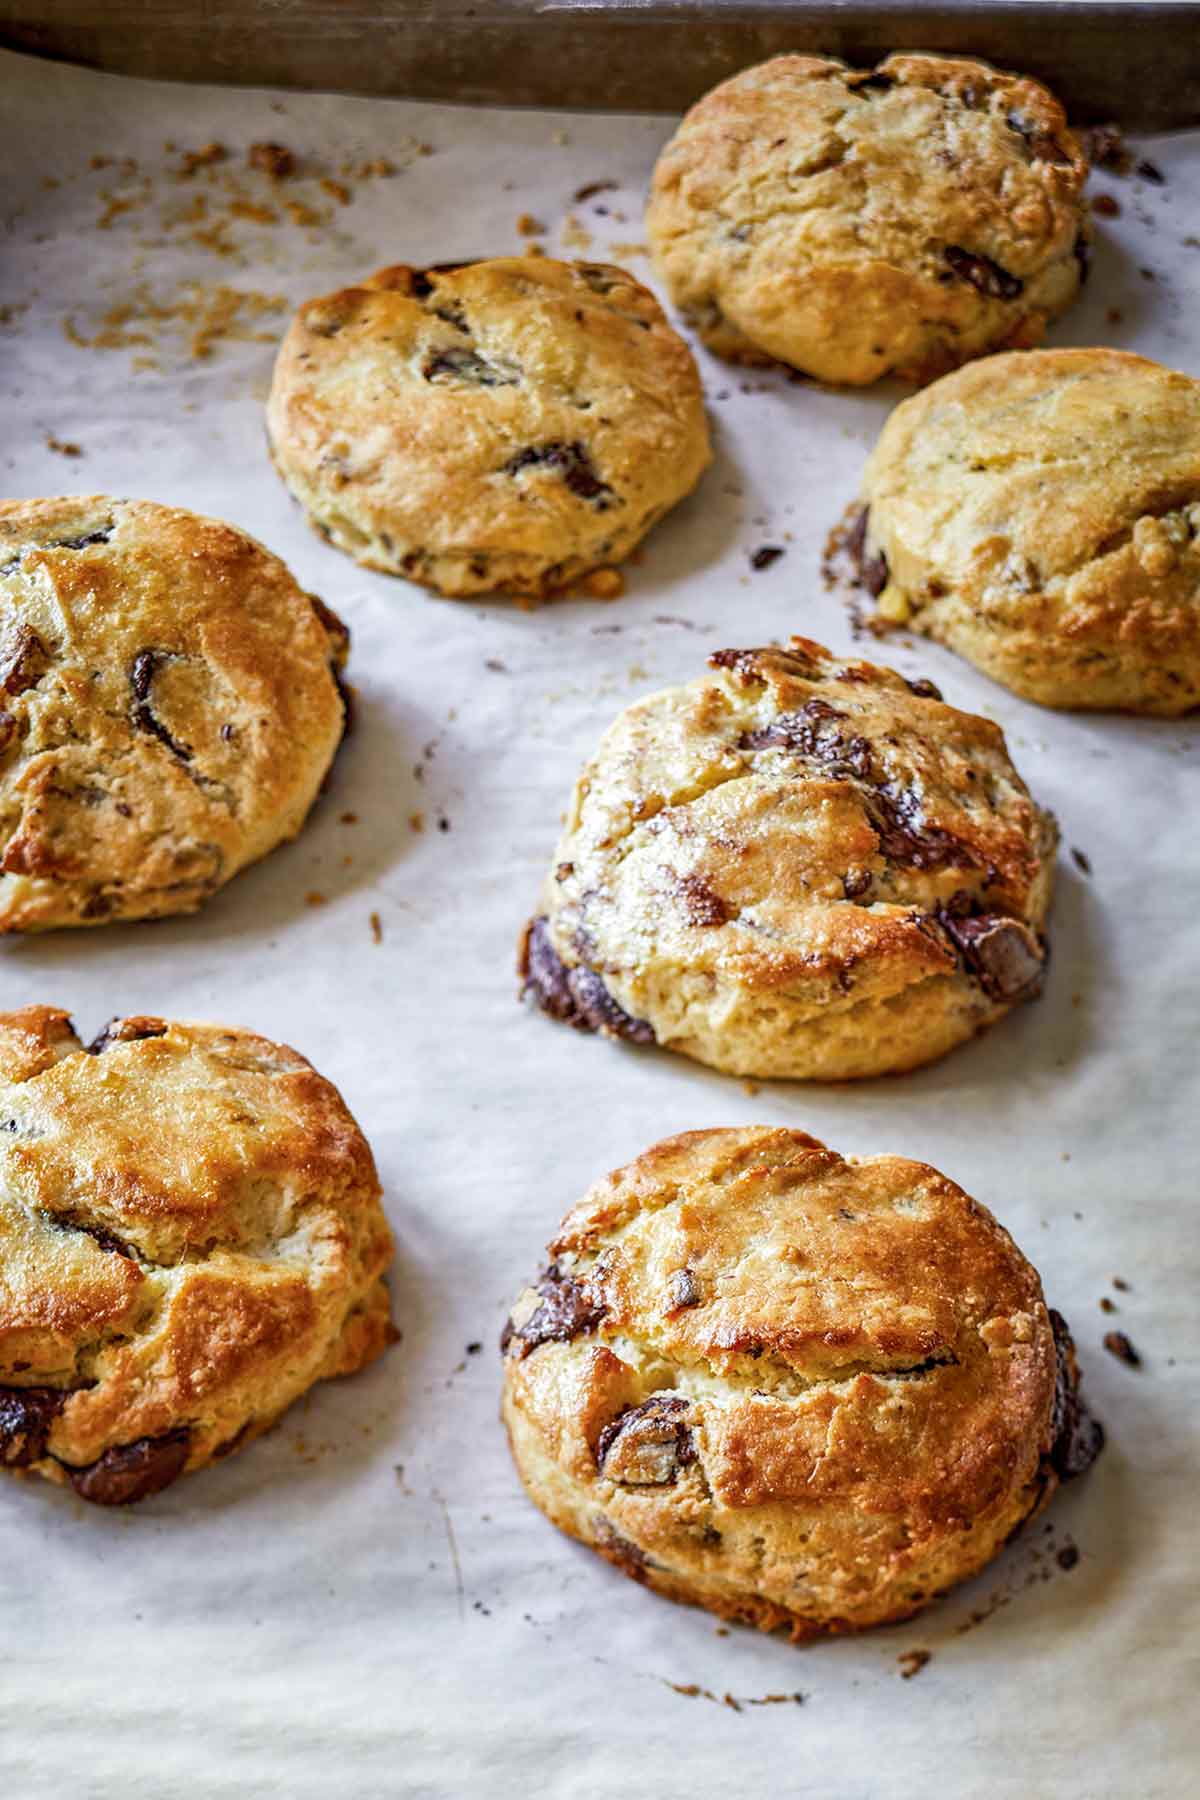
[0,47,1196,1798]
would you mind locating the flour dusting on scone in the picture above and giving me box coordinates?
[521,637,1056,1081]
[0,497,349,931]
[855,348,1200,713]
[0,1009,396,1504]
[266,257,712,598]
[502,1126,1103,1639]
[647,53,1088,385]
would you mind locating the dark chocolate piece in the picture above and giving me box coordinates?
[935,897,1045,1000]
[0,1386,67,1468]
[87,1017,168,1054]
[1048,1310,1105,1480]
[502,440,613,506]
[1103,1330,1142,1368]
[943,245,1024,300]
[129,650,194,763]
[750,545,785,571]
[1,625,50,696]
[596,1396,696,1485]
[423,347,518,386]
[520,916,654,1044]
[67,1429,191,1505]
[501,1263,608,1359]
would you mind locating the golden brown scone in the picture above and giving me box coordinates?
[266,258,712,598]
[646,53,1088,385]
[854,348,1200,713]
[501,1126,1103,1639]
[0,497,348,931]
[520,638,1056,1080]
[0,1009,396,1505]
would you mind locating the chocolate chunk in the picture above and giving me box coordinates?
[520,916,654,1043]
[1056,1543,1080,1571]
[593,1516,650,1581]
[843,505,888,595]
[1,624,50,696]
[129,649,193,763]
[1048,1310,1105,1480]
[58,1216,138,1260]
[1103,1330,1142,1368]
[675,873,729,927]
[1083,124,1130,173]
[501,1263,608,1359]
[741,699,874,781]
[869,788,972,871]
[943,246,1024,301]
[843,868,872,899]
[0,1385,66,1468]
[67,1428,191,1505]
[596,1396,696,1485]
[1135,159,1165,185]
[904,676,943,700]
[935,897,1045,1000]
[423,347,518,387]
[750,544,785,571]
[667,1268,701,1311]
[502,440,613,506]
[87,1016,168,1053]
[851,72,894,94]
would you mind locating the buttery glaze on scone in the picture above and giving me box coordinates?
[521,638,1055,1080]
[266,257,712,598]
[0,1009,396,1504]
[501,1127,1103,1639]
[0,497,348,931]
[855,348,1200,713]
[647,53,1088,385]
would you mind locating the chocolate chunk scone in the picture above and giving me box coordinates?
[0,1008,396,1505]
[855,348,1200,713]
[266,257,711,598]
[0,497,349,931]
[646,53,1088,385]
[521,637,1056,1080]
[502,1127,1103,1639]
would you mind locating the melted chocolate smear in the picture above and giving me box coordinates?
[502,441,613,506]
[1048,1310,1105,1479]
[870,788,975,872]
[596,1396,697,1484]
[423,347,518,387]
[53,527,113,552]
[943,246,1024,301]
[936,895,1045,999]
[501,1263,609,1358]
[67,1427,191,1506]
[129,650,194,763]
[0,1385,67,1467]
[741,697,873,779]
[521,916,654,1043]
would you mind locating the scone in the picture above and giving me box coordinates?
[501,1126,1103,1639]
[0,497,348,931]
[647,53,1088,385]
[266,257,712,598]
[0,1008,396,1505]
[854,348,1200,713]
[521,637,1055,1081]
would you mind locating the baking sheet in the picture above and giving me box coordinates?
[0,46,1197,1798]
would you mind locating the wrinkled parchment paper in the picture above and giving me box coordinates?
[0,47,1197,1798]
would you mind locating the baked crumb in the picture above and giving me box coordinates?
[898,1649,932,1679]
[248,141,295,178]
[369,910,383,944]
[177,142,228,177]
[517,212,547,236]
[46,435,83,457]
[304,891,327,908]
[581,568,624,600]
[1103,1330,1141,1367]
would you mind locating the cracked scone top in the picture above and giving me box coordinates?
[521,637,1056,1081]
[0,497,348,931]
[855,348,1200,713]
[0,1009,396,1505]
[646,53,1088,385]
[266,257,712,598]
[502,1127,1102,1639]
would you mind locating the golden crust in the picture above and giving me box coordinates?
[502,1127,1087,1639]
[0,1010,396,1503]
[0,497,348,930]
[522,637,1056,1080]
[646,53,1087,386]
[859,348,1200,713]
[266,257,712,598]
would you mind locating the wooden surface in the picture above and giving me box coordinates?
[0,1,1198,126]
